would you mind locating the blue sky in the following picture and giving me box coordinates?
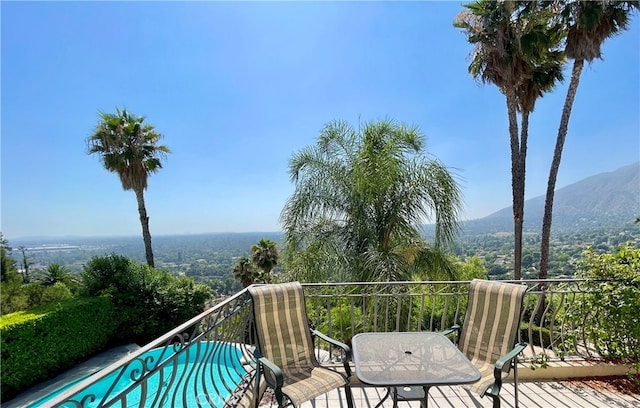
[1,1,638,240]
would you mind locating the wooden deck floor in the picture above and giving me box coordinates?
[258,379,640,408]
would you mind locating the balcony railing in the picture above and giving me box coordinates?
[48,278,621,407]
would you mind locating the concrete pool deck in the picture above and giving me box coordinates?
[3,344,140,408]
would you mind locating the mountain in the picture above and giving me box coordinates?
[461,162,640,235]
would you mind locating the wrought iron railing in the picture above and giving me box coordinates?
[302,279,601,362]
[48,289,259,408]
[47,278,618,407]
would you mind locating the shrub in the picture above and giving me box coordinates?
[0,296,117,402]
[0,282,73,316]
[82,254,212,345]
[562,244,640,362]
[520,323,551,348]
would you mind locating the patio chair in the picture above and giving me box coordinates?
[442,279,528,408]
[248,282,354,408]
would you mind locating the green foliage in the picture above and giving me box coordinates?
[1,257,78,314]
[37,263,79,293]
[520,322,552,348]
[528,352,551,371]
[1,233,20,283]
[232,256,260,288]
[281,118,463,282]
[313,299,363,346]
[81,254,212,345]
[0,279,27,315]
[1,282,73,316]
[454,255,489,280]
[0,296,117,402]
[562,244,640,362]
[87,108,170,192]
[80,253,133,295]
[251,238,279,278]
[87,108,171,267]
[233,238,280,287]
[0,264,78,314]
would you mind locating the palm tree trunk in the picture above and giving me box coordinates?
[539,59,584,281]
[518,110,530,278]
[506,90,523,280]
[134,187,155,267]
[536,60,583,325]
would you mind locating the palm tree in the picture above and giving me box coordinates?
[233,257,259,288]
[251,238,279,282]
[455,1,564,279]
[280,118,463,283]
[539,0,639,281]
[87,108,170,267]
[39,263,79,292]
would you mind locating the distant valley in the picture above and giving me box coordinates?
[7,163,639,286]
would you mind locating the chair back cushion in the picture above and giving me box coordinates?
[459,279,527,373]
[249,282,317,370]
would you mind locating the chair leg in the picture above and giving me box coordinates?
[275,388,287,408]
[490,394,501,408]
[513,359,520,408]
[344,384,354,408]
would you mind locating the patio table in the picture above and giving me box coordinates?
[351,332,481,408]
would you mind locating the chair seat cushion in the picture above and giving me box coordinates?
[464,360,509,396]
[282,365,348,405]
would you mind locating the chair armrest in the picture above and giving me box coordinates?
[441,324,461,344]
[495,342,527,372]
[311,329,353,377]
[256,356,284,389]
[489,342,527,396]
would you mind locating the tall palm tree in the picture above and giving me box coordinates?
[455,0,564,279]
[87,108,170,267]
[251,238,279,282]
[539,0,639,281]
[280,118,463,283]
[233,256,259,288]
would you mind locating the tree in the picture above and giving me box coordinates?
[39,263,79,292]
[251,238,279,282]
[82,254,211,344]
[87,108,170,267]
[17,246,33,283]
[563,244,640,361]
[280,118,463,282]
[232,256,259,288]
[1,233,21,284]
[538,0,639,281]
[455,0,564,279]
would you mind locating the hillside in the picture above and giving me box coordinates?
[461,162,640,235]
[8,164,639,284]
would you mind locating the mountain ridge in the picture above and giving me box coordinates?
[461,162,640,235]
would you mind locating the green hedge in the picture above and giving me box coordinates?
[520,323,552,348]
[0,296,118,402]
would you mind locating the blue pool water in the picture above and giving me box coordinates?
[30,342,247,408]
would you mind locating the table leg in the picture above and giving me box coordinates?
[421,386,430,408]
[374,387,392,408]
[393,385,432,407]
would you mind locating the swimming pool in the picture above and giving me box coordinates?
[30,342,248,408]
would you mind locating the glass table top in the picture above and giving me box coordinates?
[351,332,481,387]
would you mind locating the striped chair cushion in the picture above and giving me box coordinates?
[250,282,348,406]
[281,366,348,406]
[458,279,527,395]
